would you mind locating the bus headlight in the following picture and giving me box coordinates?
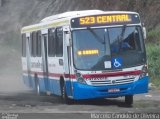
[76,73,81,78]
[76,73,86,84]
[140,65,148,79]
[77,77,86,84]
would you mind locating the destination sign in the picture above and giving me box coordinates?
[71,14,140,28]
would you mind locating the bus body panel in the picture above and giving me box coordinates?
[23,74,62,96]
[72,76,149,100]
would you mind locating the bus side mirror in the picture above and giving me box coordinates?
[65,33,71,46]
[63,26,71,46]
[143,27,147,40]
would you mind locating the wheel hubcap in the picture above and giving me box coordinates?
[62,86,65,99]
[37,84,40,94]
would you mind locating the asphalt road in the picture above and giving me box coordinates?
[0,89,160,119]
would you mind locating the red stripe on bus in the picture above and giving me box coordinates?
[82,70,142,79]
[23,70,76,79]
[64,74,76,79]
[23,70,142,79]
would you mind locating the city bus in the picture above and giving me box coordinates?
[21,10,149,105]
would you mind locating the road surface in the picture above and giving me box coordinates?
[0,89,160,119]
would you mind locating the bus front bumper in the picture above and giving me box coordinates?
[72,76,149,100]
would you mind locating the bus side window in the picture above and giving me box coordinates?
[56,27,63,57]
[31,32,37,57]
[30,33,33,56]
[22,34,26,57]
[37,31,42,57]
[48,28,56,57]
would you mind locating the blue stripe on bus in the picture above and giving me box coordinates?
[23,75,62,96]
[23,75,149,100]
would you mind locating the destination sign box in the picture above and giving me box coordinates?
[71,14,140,28]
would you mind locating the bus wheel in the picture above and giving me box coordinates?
[61,81,72,104]
[125,95,133,106]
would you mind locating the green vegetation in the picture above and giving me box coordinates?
[146,28,160,88]
[147,29,160,43]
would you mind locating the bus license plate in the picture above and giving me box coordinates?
[108,88,120,93]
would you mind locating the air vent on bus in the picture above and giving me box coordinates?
[89,78,135,86]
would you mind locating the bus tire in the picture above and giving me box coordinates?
[125,95,133,106]
[60,79,73,104]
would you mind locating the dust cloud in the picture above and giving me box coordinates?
[0,46,30,93]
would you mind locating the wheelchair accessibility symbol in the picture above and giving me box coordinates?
[112,58,122,68]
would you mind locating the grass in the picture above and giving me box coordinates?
[147,29,160,43]
[146,43,160,89]
[146,28,160,89]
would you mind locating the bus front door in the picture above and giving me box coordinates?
[26,33,32,88]
[41,33,49,92]
[64,29,73,97]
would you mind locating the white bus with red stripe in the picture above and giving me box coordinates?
[21,10,149,105]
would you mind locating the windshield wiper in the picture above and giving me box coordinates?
[119,25,127,52]
[87,27,105,44]
[120,25,127,41]
[88,27,111,56]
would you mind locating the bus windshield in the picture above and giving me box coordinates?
[72,26,146,71]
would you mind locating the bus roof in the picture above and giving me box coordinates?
[40,10,103,22]
[21,10,139,33]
